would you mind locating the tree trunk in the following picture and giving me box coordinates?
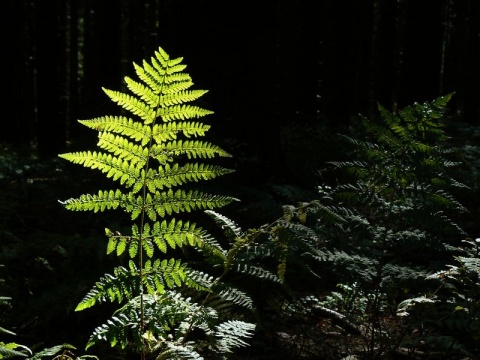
[35,0,65,157]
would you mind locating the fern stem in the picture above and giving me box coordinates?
[137,84,164,360]
[138,107,163,360]
[138,149,148,360]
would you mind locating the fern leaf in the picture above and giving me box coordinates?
[140,190,237,220]
[79,116,152,146]
[58,151,141,187]
[214,320,256,353]
[183,268,214,292]
[159,90,209,107]
[141,259,212,295]
[75,266,140,311]
[134,60,166,90]
[59,189,124,212]
[103,88,156,124]
[128,238,138,258]
[205,210,244,240]
[213,285,254,310]
[116,236,127,256]
[152,121,211,142]
[97,132,147,167]
[233,263,282,283]
[148,218,208,252]
[194,232,227,261]
[124,76,159,108]
[145,163,234,192]
[159,258,186,288]
[105,228,119,254]
[162,79,195,94]
[85,313,131,350]
[157,105,213,122]
[151,140,232,161]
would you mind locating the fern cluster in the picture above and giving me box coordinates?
[233,95,476,358]
[59,47,259,359]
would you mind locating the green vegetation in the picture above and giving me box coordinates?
[0,47,478,359]
[57,47,267,359]
[237,94,480,359]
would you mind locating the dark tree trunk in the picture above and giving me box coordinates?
[35,0,65,157]
[64,0,79,147]
[448,0,480,121]
[4,0,37,149]
[392,0,407,114]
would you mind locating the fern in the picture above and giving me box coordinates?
[314,95,472,357]
[59,46,255,359]
[214,320,256,353]
[231,94,473,359]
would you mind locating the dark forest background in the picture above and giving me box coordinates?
[4,0,479,174]
[1,0,479,357]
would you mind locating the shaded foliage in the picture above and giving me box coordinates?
[222,95,480,359]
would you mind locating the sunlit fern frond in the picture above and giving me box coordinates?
[59,46,256,357]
